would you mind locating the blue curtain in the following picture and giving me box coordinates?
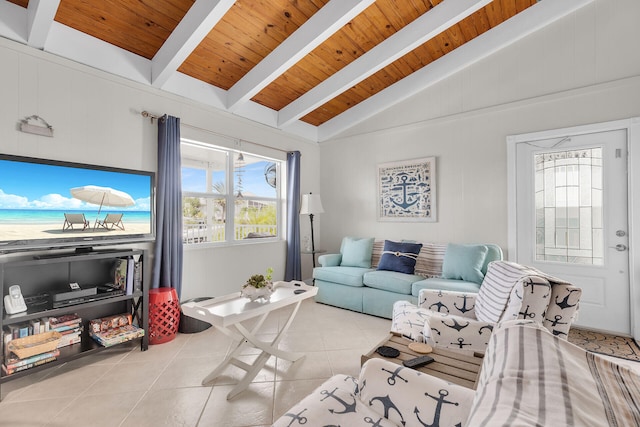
[285,151,302,281]
[152,115,184,298]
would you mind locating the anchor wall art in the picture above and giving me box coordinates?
[377,157,437,222]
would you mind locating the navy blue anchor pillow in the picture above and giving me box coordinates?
[377,240,423,275]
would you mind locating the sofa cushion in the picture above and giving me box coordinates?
[314,280,365,312]
[313,266,373,287]
[340,236,375,268]
[363,270,421,294]
[362,289,417,319]
[318,253,342,267]
[377,240,423,274]
[442,243,488,284]
[412,278,482,296]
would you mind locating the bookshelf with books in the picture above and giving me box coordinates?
[89,313,145,347]
[0,248,148,397]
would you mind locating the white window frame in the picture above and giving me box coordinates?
[181,139,284,247]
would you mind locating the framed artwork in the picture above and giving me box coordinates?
[377,157,437,222]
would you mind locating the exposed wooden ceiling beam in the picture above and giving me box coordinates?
[161,71,320,142]
[317,0,597,141]
[226,0,375,112]
[0,1,28,43]
[151,0,236,88]
[0,0,597,144]
[26,0,60,49]
[277,0,492,128]
[46,23,150,84]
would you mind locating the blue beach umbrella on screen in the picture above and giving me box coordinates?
[70,185,135,226]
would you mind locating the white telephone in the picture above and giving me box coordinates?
[4,285,27,314]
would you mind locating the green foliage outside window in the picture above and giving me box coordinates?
[183,197,203,220]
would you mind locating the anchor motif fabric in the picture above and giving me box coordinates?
[391,290,479,343]
[391,291,494,351]
[272,358,474,427]
[273,374,397,427]
[276,321,640,426]
[475,260,581,338]
[543,282,582,339]
[475,260,561,323]
[390,261,581,352]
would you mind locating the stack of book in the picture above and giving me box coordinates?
[112,256,142,295]
[89,313,144,347]
[49,314,83,348]
[2,331,62,376]
[3,349,60,375]
[2,313,83,368]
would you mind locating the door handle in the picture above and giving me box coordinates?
[609,244,628,252]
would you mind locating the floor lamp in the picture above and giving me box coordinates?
[300,193,324,268]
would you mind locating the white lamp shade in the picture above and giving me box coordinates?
[300,193,324,215]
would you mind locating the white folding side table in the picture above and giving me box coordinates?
[181,280,318,399]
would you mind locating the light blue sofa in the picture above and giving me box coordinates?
[313,238,503,318]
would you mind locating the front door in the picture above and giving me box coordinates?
[513,128,630,334]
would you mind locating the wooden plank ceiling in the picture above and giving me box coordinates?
[6,0,539,135]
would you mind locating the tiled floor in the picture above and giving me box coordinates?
[3,300,639,427]
[0,299,391,427]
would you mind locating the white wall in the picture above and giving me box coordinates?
[318,0,640,258]
[0,37,321,300]
[1,0,637,302]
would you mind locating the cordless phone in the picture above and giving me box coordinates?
[4,285,27,314]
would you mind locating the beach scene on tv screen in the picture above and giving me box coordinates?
[0,159,152,242]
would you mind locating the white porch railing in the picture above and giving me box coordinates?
[183,222,276,244]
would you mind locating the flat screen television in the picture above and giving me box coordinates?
[0,154,155,253]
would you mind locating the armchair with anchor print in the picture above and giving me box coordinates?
[275,321,639,427]
[273,357,475,427]
[390,260,582,353]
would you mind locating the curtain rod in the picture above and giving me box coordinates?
[141,110,163,123]
[140,110,290,154]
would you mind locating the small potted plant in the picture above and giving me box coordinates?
[241,267,274,301]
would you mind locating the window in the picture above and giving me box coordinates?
[534,148,603,265]
[181,140,282,246]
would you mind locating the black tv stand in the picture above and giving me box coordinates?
[1,248,148,399]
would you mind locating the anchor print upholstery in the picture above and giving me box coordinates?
[391,261,581,353]
[391,300,428,342]
[276,320,640,427]
[273,374,397,427]
[391,290,478,343]
[273,358,474,427]
[543,284,581,338]
[421,310,494,351]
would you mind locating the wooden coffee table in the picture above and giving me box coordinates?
[362,333,484,389]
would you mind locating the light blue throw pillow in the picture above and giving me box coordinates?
[340,237,375,268]
[442,244,489,284]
